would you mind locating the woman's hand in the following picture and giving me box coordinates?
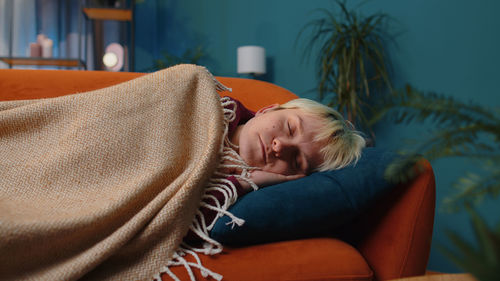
[220,158,304,191]
[239,170,305,191]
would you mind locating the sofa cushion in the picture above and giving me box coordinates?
[210,147,399,246]
[165,238,373,281]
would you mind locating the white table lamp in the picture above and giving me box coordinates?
[237,46,266,76]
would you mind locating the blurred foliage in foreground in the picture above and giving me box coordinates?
[371,85,500,281]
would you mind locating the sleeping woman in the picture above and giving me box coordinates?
[186,96,366,244]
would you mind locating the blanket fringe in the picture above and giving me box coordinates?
[158,246,223,281]
[204,66,232,93]
[157,82,257,281]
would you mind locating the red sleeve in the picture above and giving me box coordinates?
[224,96,255,133]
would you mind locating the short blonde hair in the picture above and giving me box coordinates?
[278,98,366,172]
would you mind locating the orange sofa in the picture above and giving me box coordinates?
[0,69,435,281]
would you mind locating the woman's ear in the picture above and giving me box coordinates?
[255,103,280,116]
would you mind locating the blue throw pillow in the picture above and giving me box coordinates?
[210,147,399,246]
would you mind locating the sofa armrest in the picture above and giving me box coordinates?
[342,160,436,280]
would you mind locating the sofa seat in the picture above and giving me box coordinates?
[167,238,373,281]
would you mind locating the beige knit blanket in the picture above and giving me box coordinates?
[0,64,245,280]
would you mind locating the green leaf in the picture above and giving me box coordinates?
[440,209,500,281]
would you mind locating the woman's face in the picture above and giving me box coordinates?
[235,105,325,176]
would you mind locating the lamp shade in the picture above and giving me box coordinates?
[237,46,266,75]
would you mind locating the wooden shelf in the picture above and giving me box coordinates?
[81,4,135,71]
[83,8,132,21]
[0,57,86,68]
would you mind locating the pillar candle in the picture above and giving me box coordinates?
[30,42,42,57]
[41,38,53,58]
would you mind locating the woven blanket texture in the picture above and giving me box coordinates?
[0,64,226,280]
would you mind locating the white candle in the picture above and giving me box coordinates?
[41,38,53,58]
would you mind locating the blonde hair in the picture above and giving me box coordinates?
[278,98,366,172]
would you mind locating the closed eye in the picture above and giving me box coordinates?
[287,121,293,136]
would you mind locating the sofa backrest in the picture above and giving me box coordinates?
[0,70,298,112]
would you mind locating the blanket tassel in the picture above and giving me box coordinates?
[155,249,223,281]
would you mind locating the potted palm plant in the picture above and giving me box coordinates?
[297,0,394,134]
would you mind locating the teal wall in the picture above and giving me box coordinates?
[136,0,500,273]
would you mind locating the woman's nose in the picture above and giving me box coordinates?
[272,138,290,157]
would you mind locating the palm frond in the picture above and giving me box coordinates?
[370,86,500,133]
[439,207,500,281]
[383,153,425,184]
[442,166,500,212]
